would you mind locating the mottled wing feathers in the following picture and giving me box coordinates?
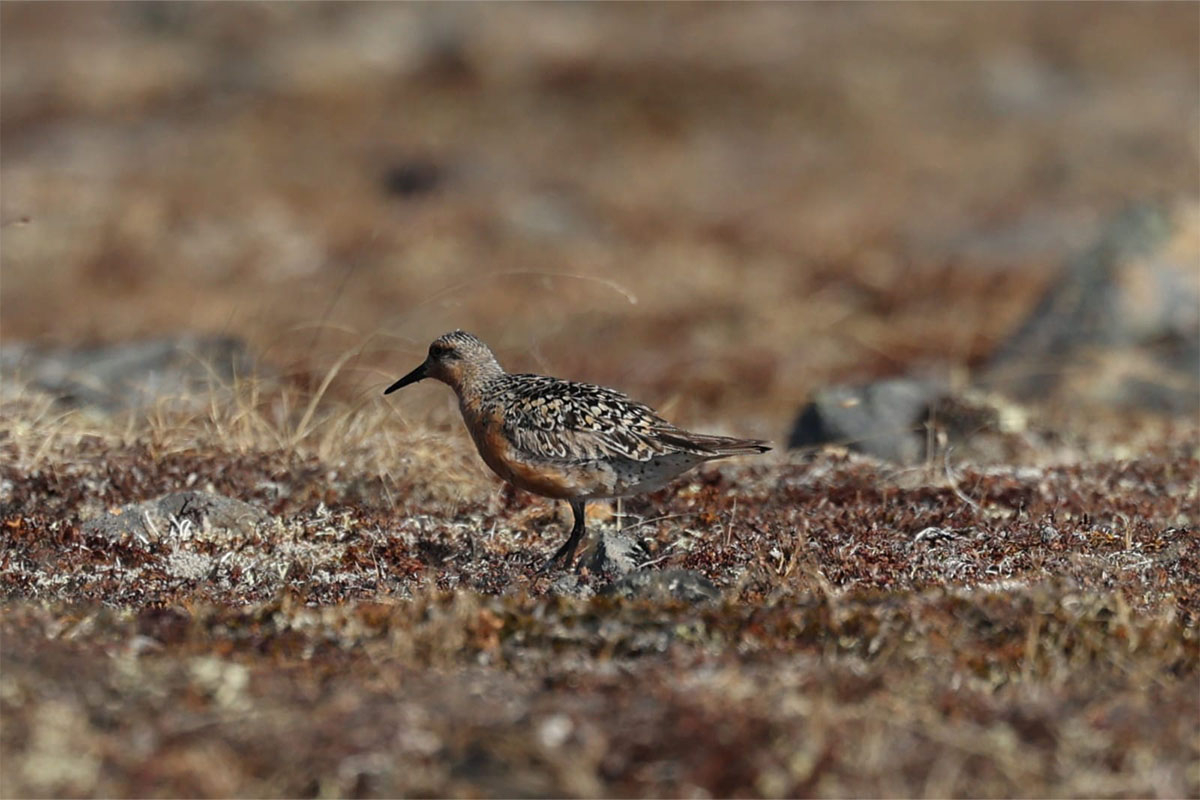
[496,374,770,463]
[498,375,670,461]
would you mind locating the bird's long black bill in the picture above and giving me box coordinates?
[384,362,428,394]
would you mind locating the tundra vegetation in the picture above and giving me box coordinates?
[1,4,1197,797]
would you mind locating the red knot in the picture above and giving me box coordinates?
[385,330,771,570]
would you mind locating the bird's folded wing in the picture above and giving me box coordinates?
[501,376,681,462]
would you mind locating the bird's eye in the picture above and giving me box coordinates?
[430,344,457,360]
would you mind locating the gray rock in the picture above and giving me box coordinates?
[788,379,1034,464]
[788,377,948,463]
[0,334,259,412]
[984,204,1161,384]
[791,202,1198,458]
[545,573,595,600]
[542,530,641,596]
[983,202,1198,414]
[581,529,641,578]
[82,491,269,546]
[601,569,721,604]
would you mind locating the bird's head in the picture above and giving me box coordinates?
[384,330,503,395]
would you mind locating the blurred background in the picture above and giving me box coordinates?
[2,3,1197,439]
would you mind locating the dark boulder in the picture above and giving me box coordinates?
[788,377,948,463]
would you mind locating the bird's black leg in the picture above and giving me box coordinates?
[539,499,586,573]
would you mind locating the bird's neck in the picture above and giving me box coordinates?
[448,358,505,403]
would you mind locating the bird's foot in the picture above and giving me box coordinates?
[536,553,573,575]
[536,543,581,575]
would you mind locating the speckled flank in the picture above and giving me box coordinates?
[386,330,771,567]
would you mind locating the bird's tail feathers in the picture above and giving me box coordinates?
[657,430,772,457]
